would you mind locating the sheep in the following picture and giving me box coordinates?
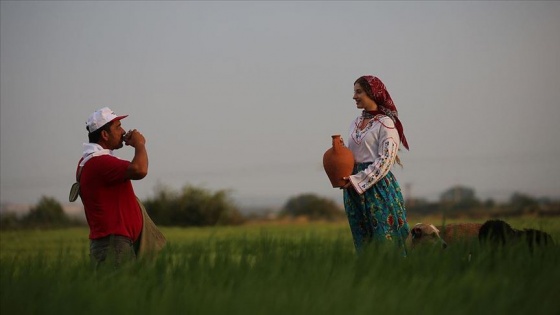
[438,223,482,244]
[408,222,483,249]
[408,223,447,249]
[478,219,554,250]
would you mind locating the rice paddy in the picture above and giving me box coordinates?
[1,217,559,315]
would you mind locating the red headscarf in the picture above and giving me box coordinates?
[361,75,409,150]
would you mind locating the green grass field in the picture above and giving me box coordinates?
[2,217,560,315]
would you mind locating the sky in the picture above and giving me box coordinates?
[1,1,559,211]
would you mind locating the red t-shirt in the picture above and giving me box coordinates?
[78,155,143,241]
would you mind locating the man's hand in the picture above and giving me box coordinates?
[124,129,146,147]
[124,129,148,180]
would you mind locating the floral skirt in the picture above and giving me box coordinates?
[343,163,410,255]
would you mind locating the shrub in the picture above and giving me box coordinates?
[280,193,344,221]
[143,184,244,227]
[22,196,74,228]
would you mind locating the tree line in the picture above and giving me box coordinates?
[0,185,344,229]
[1,184,558,229]
[407,185,560,218]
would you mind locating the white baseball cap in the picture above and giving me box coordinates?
[86,107,128,133]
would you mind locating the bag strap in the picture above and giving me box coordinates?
[76,157,85,182]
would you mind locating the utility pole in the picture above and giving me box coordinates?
[404,182,414,207]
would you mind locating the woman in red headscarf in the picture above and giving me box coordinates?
[341,75,410,255]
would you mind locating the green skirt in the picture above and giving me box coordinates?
[343,163,409,255]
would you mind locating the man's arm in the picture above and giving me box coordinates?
[124,129,148,180]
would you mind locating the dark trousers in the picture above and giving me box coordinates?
[90,234,137,269]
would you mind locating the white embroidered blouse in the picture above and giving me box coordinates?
[347,114,400,195]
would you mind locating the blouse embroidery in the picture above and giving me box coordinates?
[351,114,383,145]
[354,137,398,193]
[348,115,400,195]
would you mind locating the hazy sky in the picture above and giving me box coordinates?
[1,1,559,209]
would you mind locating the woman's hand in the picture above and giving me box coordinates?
[340,177,353,190]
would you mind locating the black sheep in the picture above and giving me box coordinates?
[478,219,554,250]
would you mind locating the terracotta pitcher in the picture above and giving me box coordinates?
[323,135,355,188]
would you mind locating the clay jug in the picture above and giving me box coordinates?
[323,135,355,188]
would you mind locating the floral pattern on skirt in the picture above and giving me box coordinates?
[343,163,409,255]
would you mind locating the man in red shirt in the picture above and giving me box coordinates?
[77,107,148,268]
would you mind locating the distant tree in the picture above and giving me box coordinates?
[143,184,245,227]
[142,183,177,226]
[509,192,540,214]
[406,199,440,215]
[280,193,344,221]
[440,185,480,211]
[0,212,20,229]
[23,196,71,227]
[483,198,496,209]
